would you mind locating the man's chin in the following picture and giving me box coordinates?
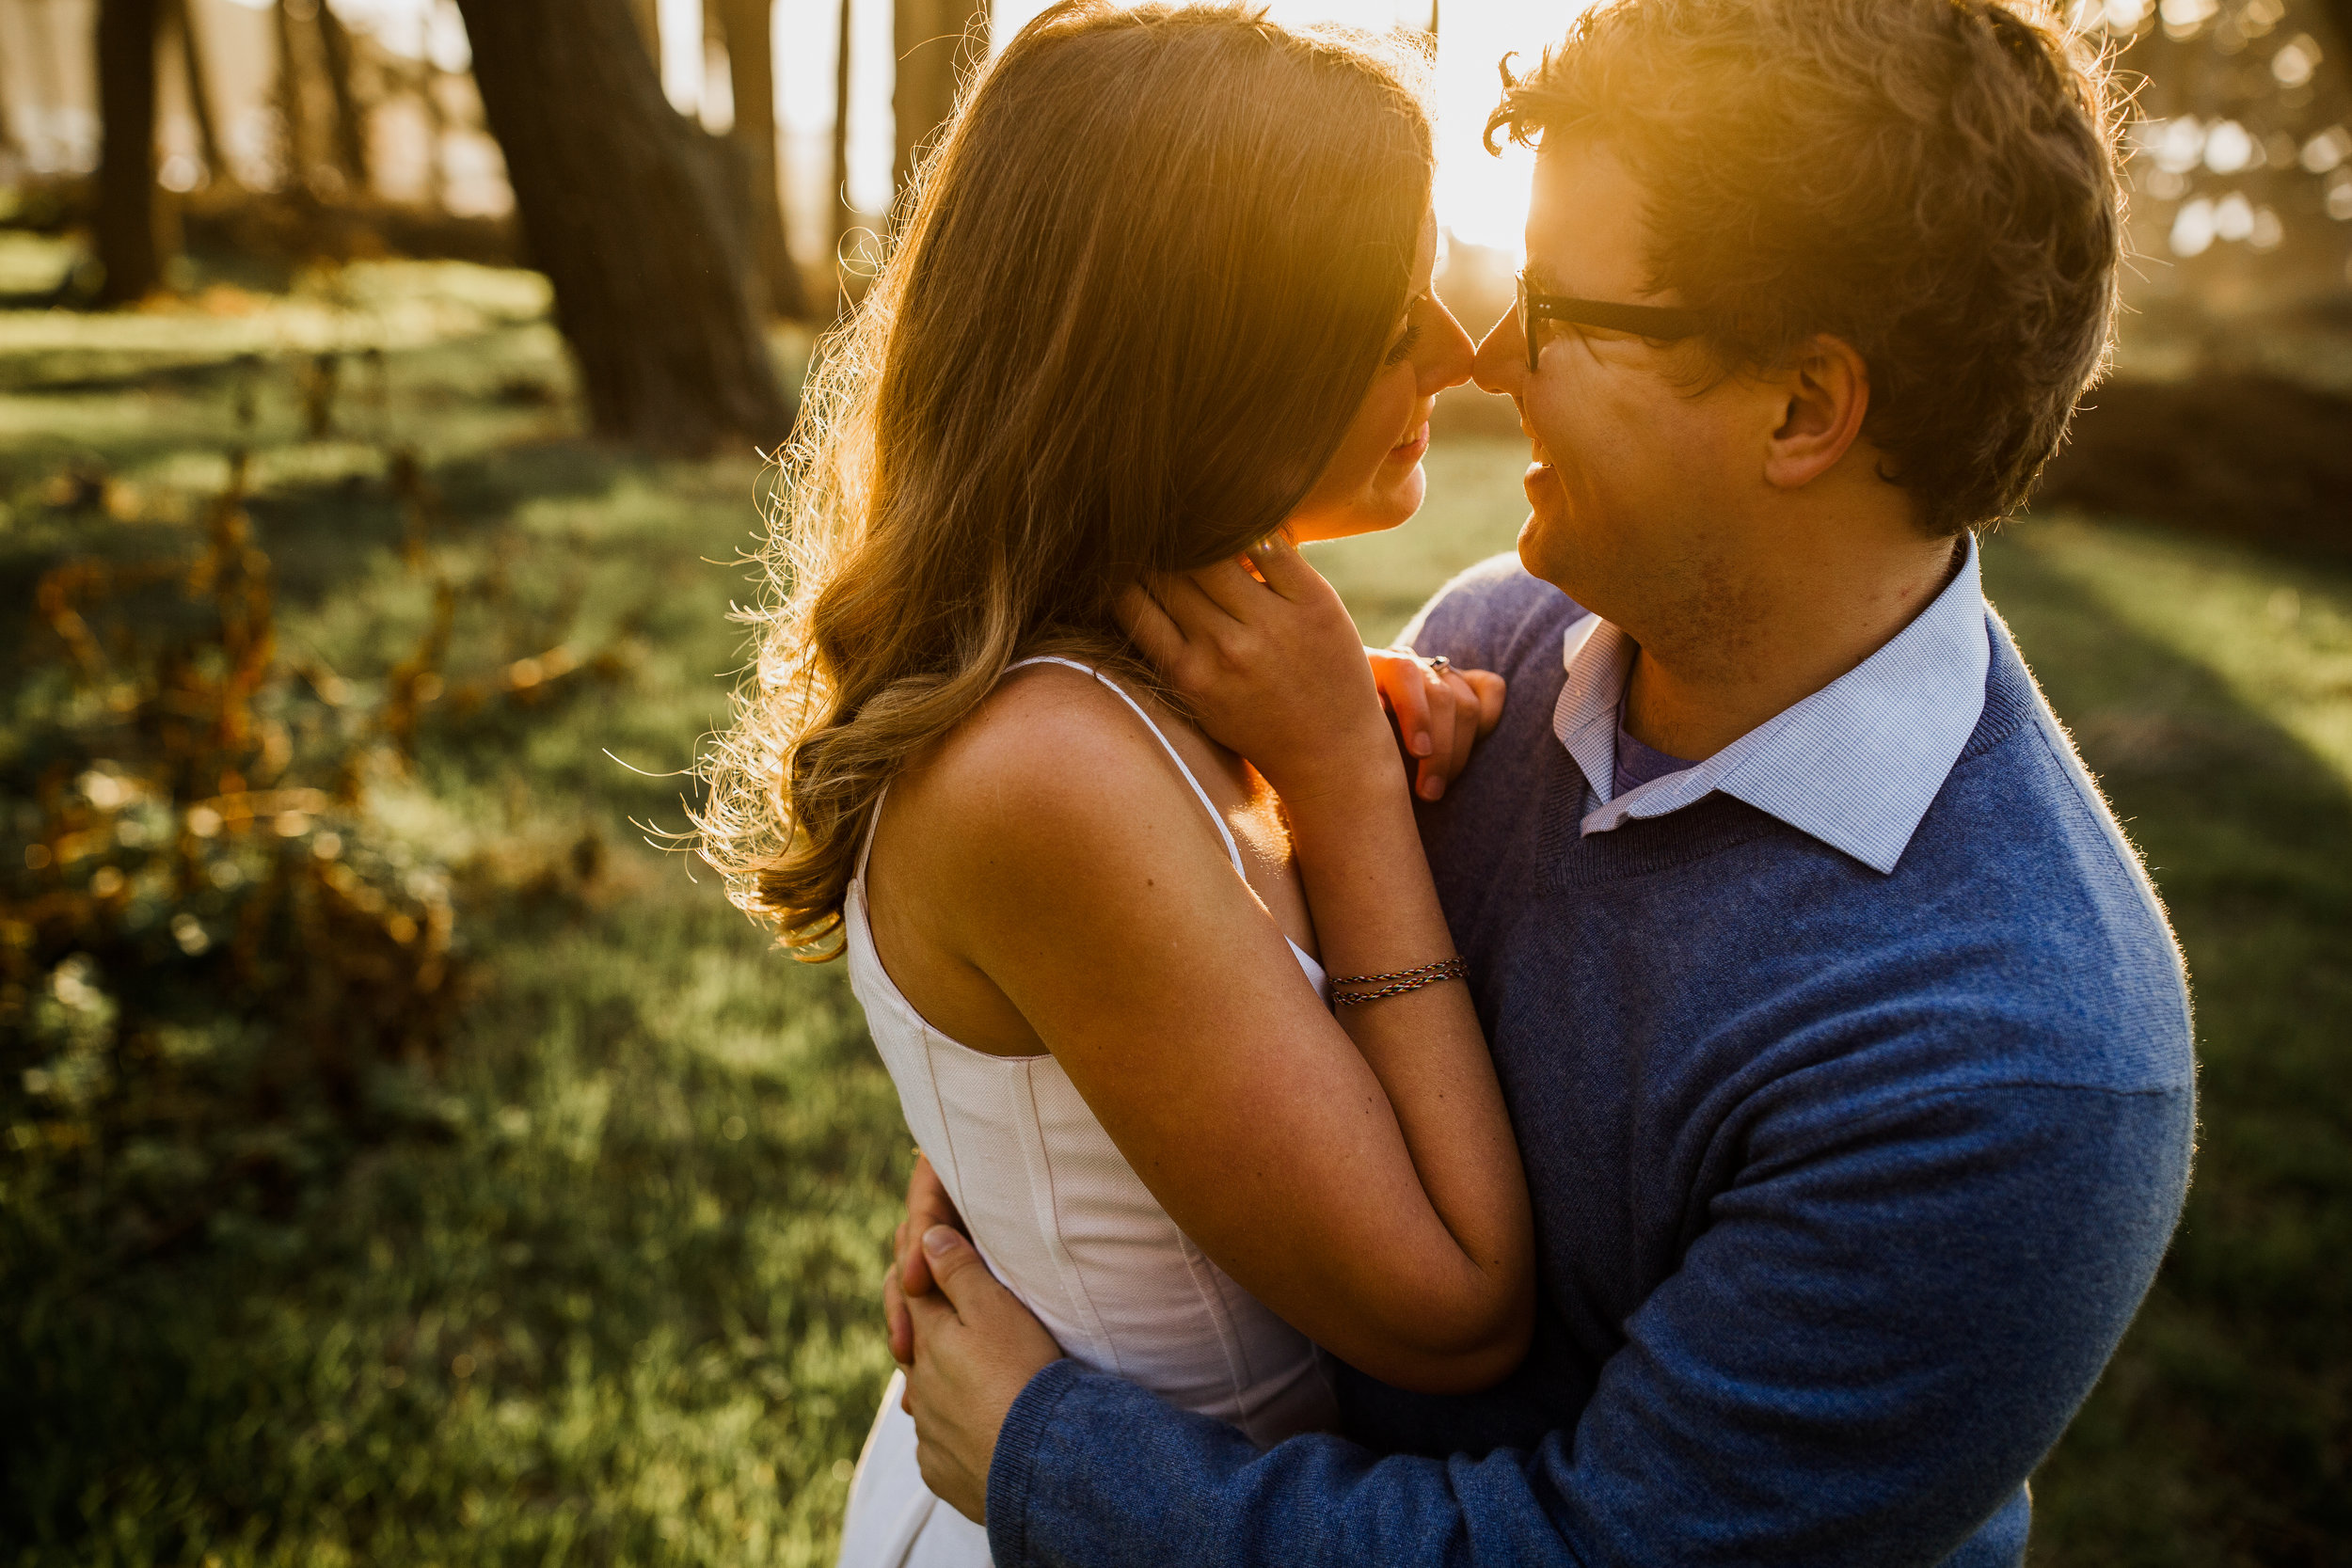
[1515,503,1575,593]
[1514,515,1550,584]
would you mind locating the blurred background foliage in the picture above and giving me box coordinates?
[0,0,2347,1563]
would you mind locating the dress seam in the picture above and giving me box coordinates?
[1019,1061,1122,1377]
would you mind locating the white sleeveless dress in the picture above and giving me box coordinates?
[834,657,1340,1568]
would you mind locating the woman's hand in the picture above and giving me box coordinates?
[1367,649,1506,803]
[1116,539,1396,806]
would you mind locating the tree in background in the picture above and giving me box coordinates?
[2075,0,2351,287]
[453,0,792,452]
[164,0,230,188]
[267,0,371,198]
[834,0,854,309]
[892,0,988,205]
[92,0,165,304]
[710,0,815,320]
[314,0,373,193]
[627,0,660,57]
[269,0,311,190]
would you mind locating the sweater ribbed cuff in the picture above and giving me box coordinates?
[986,1356,1084,1568]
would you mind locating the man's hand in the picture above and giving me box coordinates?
[885,1225,1063,1524]
[1367,648,1506,802]
[887,1151,964,1365]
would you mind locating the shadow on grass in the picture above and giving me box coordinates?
[0,886,907,1566]
[246,439,653,613]
[1988,528,2352,1568]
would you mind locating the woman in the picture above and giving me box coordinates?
[695,5,1530,1562]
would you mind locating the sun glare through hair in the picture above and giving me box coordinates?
[991,0,1596,254]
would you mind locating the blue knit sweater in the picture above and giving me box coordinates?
[985,559,2195,1568]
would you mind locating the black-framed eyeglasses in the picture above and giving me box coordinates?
[1516,271,1702,372]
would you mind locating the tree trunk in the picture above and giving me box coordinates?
[2317,0,2352,67]
[272,0,311,192]
[627,0,660,67]
[315,0,372,189]
[833,0,853,310]
[453,0,793,452]
[0,27,19,166]
[167,0,230,186]
[713,0,813,320]
[892,0,988,205]
[94,0,165,305]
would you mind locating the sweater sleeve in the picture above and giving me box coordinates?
[984,1079,2191,1568]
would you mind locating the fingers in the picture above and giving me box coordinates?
[1419,665,1463,801]
[913,1154,964,1232]
[1373,652,1435,761]
[898,1152,962,1297]
[885,1262,914,1367]
[1468,669,1507,736]
[1413,719,1455,801]
[1156,571,1248,647]
[1387,660,1507,799]
[922,1231,1044,1344]
[1371,652,1487,800]
[1243,534,1324,604]
[895,1213,928,1298]
[919,1225,1016,1323]
[1180,556,1265,624]
[905,1268,961,1330]
[1115,584,1185,673]
[1440,671,1480,786]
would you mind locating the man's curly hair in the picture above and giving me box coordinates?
[1489,0,2128,536]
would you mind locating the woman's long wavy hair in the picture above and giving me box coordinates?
[695,0,1433,956]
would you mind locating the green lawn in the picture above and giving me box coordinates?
[3,261,2344,1564]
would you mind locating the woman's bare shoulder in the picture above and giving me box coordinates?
[886,661,1213,870]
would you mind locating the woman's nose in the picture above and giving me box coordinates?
[1419,299,1479,397]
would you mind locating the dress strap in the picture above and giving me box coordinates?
[1006,656,1247,876]
[854,780,890,883]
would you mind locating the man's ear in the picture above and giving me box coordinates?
[1762,334,1870,491]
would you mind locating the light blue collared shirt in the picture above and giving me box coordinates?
[1552,534,1990,875]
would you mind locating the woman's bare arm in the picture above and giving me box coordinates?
[899,661,1534,1394]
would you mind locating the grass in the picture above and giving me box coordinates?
[2,259,2345,1565]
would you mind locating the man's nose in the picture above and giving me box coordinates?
[1471,309,1525,398]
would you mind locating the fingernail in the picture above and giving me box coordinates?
[922,1225,958,1258]
[1411,733,1433,756]
[1421,777,1445,800]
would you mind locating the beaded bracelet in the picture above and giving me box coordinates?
[1329,956,1468,1007]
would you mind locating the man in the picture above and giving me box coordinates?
[882,0,2196,1561]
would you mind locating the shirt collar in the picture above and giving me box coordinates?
[1550,533,1991,875]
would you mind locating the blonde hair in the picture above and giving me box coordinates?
[696,1,1433,954]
